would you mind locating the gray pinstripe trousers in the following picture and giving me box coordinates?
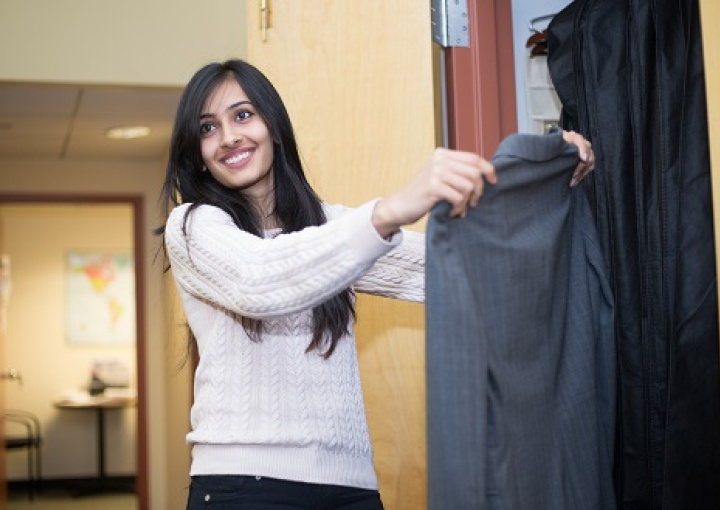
[426,132,616,510]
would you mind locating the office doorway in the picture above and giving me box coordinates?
[0,195,147,510]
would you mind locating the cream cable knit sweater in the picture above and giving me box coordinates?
[165,199,425,490]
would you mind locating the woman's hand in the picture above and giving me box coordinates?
[372,147,496,238]
[562,130,596,186]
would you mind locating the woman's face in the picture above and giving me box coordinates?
[199,77,275,202]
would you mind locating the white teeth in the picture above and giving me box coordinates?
[225,152,251,164]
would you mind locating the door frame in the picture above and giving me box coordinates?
[0,207,6,509]
[0,193,148,510]
[443,0,517,154]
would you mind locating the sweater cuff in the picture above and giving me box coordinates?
[343,199,403,261]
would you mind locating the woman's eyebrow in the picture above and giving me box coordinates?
[200,100,252,120]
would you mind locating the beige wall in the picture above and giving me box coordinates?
[0,204,137,479]
[0,0,247,87]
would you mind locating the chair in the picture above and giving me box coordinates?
[4,409,42,501]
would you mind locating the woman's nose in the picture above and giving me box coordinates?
[220,126,243,147]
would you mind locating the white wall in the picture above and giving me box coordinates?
[1,204,137,479]
[511,0,572,133]
[0,0,247,87]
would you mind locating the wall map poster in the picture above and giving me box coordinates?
[65,252,136,345]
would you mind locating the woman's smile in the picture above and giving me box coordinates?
[221,148,254,167]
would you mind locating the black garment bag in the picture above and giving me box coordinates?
[547,1,720,508]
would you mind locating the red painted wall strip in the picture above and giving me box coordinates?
[445,0,517,156]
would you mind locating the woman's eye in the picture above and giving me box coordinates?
[236,110,253,122]
[199,122,215,135]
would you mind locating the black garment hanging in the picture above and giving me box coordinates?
[547,1,720,509]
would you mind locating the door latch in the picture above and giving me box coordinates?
[1,368,23,386]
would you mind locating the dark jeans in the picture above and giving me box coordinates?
[187,475,384,510]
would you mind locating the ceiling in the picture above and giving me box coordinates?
[0,82,184,161]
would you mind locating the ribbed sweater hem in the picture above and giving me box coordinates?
[190,444,379,490]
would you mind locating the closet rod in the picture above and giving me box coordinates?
[528,13,556,32]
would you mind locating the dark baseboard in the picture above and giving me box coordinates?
[8,476,136,499]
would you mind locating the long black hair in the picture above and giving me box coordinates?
[156,59,355,358]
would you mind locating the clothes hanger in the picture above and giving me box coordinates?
[526,13,556,56]
[526,30,547,48]
[530,41,549,56]
[528,13,556,34]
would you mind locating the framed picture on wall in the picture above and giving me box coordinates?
[65,251,136,345]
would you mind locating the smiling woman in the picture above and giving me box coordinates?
[154,58,498,510]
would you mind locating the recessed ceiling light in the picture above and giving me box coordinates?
[105,125,151,139]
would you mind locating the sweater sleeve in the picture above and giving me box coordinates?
[322,203,425,303]
[353,228,425,303]
[165,200,399,318]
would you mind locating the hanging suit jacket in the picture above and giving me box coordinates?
[547,1,720,508]
[426,131,616,510]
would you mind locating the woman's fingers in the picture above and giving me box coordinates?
[430,148,495,217]
[469,176,485,209]
[372,148,496,236]
[570,159,595,187]
[428,150,497,216]
[471,157,496,207]
[562,130,596,187]
[432,168,472,218]
[479,157,497,184]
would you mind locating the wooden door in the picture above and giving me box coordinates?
[246,2,438,509]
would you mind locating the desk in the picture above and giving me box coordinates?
[54,394,136,494]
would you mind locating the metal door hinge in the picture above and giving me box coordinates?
[431,0,470,48]
[259,0,272,42]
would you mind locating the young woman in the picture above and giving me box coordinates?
[157,59,593,510]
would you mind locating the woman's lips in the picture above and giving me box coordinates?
[222,149,253,167]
